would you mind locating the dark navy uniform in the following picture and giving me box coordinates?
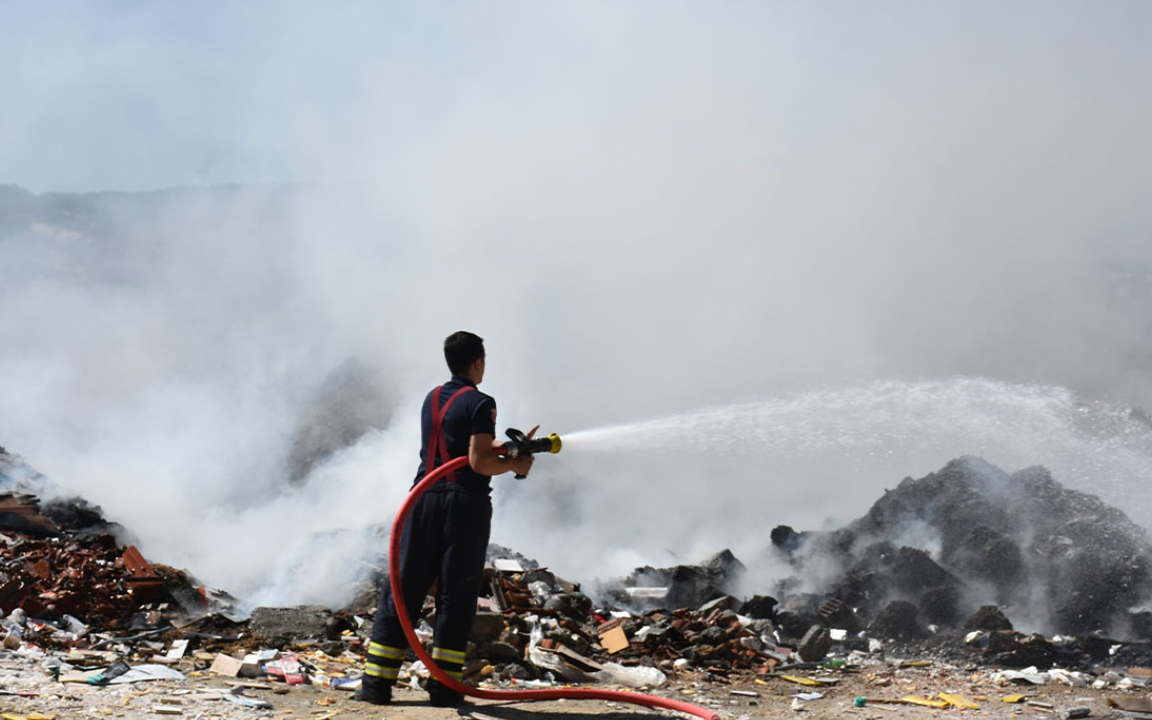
[365,377,497,689]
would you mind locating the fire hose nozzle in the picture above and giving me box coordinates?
[502,428,562,457]
[502,428,561,478]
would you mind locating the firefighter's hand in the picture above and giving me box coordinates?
[512,455,535,477]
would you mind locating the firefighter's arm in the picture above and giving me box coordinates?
[470,433,534,477]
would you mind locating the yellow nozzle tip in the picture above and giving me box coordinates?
[548,433,562,453]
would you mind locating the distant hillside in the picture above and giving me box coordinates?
[0,183,307,282]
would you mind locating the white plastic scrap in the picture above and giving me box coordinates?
[592,662,666,689]
[223,687,273,709]
[406,660,430,680]
[991,667,1046,685]
[528,581,553,604]
[415,619,433,645]
[1047,668,1090,687]
[846,650,882,667]
[108,664,186,684]
[1093,671,1125,690]
[991,667,1090,687]
[525,622,597,683]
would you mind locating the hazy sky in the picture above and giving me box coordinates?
[2,1,1152,604]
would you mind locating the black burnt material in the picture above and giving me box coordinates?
[817,597,862,632]
[964,605,1014,632]
[774,607,820,644]
[738,595,778,619]
[623,549,747,610]
[869,599,928,640]
[774,456,1152,637]
[941,525,1025,603]
[919,586,962,627]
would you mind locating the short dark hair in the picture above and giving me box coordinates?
[444,331,485,376]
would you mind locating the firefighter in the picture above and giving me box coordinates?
[357,331,535,706]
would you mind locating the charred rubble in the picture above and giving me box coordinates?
[7,444,1152,690]
[449,456,1152,679]
[347,454,1152,682]
[772,456,1152,638]
[757,456,1152,670]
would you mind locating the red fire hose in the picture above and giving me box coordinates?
[387,455,721,720]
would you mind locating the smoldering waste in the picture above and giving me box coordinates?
[6,445,1152,698]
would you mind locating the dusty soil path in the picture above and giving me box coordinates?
[1,655,1145,720]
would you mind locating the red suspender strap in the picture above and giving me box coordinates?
[427,385,476,483]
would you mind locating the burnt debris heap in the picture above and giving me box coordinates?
[770,456,1152,640]
[6,442,1152,688]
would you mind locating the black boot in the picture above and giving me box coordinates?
[426,678,465,707]
[354,676,393,705]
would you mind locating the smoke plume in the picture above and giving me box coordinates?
[1,2,1151,605]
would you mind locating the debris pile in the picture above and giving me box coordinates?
[0,451,246,657]
[0,494,172,637]
[11,442,1152,718]
[771,456,1152,640]
[435,457,1152,682]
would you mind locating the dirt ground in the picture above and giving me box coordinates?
[2,654,1148,720]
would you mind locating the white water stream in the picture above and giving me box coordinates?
[495,377,1152,585]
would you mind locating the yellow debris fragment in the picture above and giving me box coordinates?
[781,675,821,686]
[29,714,58,720]
[1001,694,1026,704]
[903,695,950,709]
[3,714,27,720]
[939,692,980,709]
[900,660,934,668]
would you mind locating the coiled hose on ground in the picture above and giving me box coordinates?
[388,455,721,720]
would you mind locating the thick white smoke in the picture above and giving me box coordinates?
[0,2,1151,605]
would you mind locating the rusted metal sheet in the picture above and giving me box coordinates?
[120,545,164,601]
